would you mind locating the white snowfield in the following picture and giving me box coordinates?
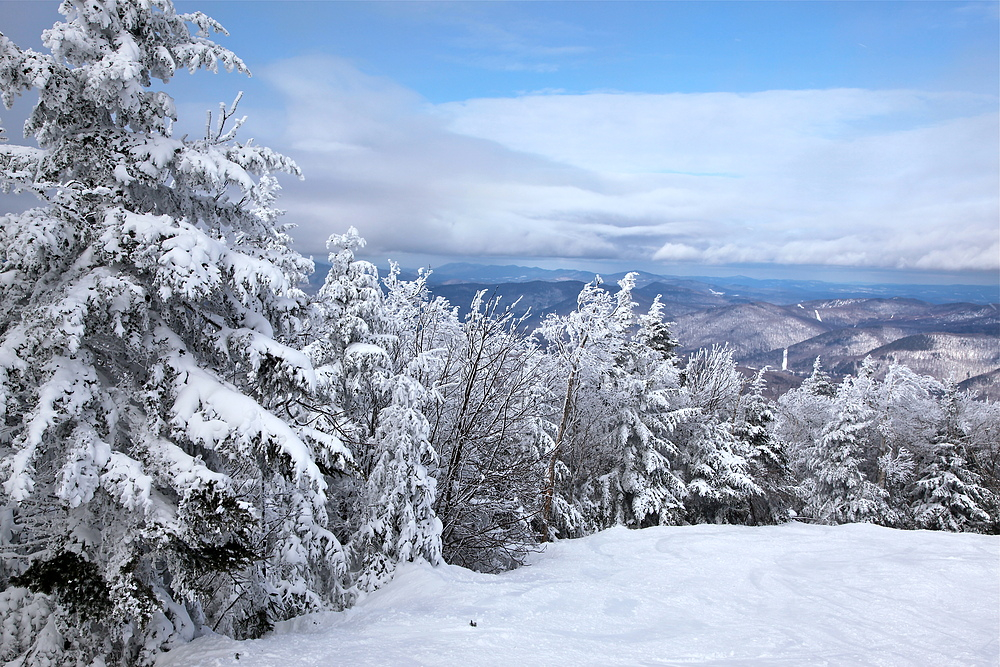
[158,523,999,667]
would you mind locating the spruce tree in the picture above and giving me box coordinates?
[307,232,445,591]
[537,279,688,535]
[807,375,890,524]
[593,296,687,530]
[908,381,997,532]
[0,2,349,663]
[912,441,993,532]
[678,346,759,524]
[302,233,446,598]
[801,356,836,397]
[735,368,794,525]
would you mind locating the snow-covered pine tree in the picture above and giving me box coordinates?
[353,368,442,592]
[734,368,794,525]
[0,2,350,663]
[911,441,993,532]
[359,262,455,584]
[863,362,951,525]
[907,380,997,533]
[800,356,836,397]
[307,235,444,593]
[308,227,384,435]
[589,295,687,530]
[951,390,1000,532]
[677,346,760,524]
[806,372,890,524]
[303,227,384,551]
[536,277,689,536]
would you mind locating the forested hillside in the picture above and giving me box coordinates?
[0,3,996,666]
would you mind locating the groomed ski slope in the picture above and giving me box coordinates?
[158,523,999,667]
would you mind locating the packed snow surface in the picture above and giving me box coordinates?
[158,523,999,666]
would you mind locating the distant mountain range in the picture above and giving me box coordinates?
[701,299,1000,397]
[308,261,999,398]
[414,262,1000,305]
[309,261,1000,305]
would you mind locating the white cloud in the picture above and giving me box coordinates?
[261,57,998,274]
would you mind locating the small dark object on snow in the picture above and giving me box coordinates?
[470,620,477,627]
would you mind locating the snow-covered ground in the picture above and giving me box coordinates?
[158,523,999,667]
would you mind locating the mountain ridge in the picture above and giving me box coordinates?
[308,260,998,305]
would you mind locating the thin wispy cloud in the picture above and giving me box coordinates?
[445,18,592,73]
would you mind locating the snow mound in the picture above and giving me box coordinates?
[158,523,999,666]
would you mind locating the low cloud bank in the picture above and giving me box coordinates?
[262,56,998,274]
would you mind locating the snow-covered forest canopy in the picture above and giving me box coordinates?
[0,2,996,665]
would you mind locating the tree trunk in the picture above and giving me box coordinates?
[541,362,579,541]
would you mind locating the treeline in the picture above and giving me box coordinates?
[313,232,999,571]
[0,2,996,665]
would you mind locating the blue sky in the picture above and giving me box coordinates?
[2,0,998,284]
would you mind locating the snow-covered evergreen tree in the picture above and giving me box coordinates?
[536,277,688,536]
[306,235,444,593]
[0,2,349,663]
[953,392,1000,532]
[303,227,384,548]
[800,356,836,397]
[308,227,384,423]
[353,369,442,591]
[864,362,948,525]
[588,296,687,530]
[677,346,759,524]
[357,262,454,580]
[911,441,993,532]
[734,368,794,525]
[905,381,997,533]
[778,358,998,532]
[806,373,890,524]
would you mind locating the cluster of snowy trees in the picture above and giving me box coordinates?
[0,2,997,664]
[778,358,999,532]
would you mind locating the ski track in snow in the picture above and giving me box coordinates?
[157,523,999,667]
